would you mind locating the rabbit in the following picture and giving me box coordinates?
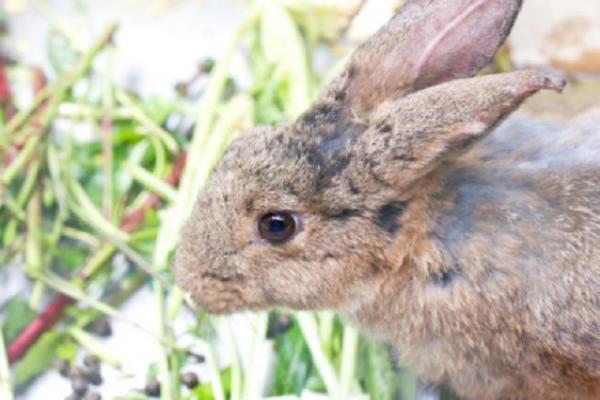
[174,0,600,399]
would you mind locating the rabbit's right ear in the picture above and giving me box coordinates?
[316,0,522,115]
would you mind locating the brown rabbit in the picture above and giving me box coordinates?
[174,0,600,398]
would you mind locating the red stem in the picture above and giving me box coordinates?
[7,153,187,364]
[6,295,73,362]
[0,57,14,120]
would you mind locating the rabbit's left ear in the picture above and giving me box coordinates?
[311,0,523,116]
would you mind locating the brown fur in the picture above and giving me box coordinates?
[174,1,600,398]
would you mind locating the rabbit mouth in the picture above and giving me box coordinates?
[190,273,273,315]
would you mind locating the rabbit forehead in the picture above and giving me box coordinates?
[208,124,329,207]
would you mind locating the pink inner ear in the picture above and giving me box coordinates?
[413,0,520,90]
[341,0,522,115]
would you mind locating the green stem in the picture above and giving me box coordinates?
[203,341,225,400]
[68,327,122,369]
[217,318,242,400]
[154,282,175,400]
[338,326,359,400]
[179,7,261,216]
[242,313,268,399]
[296,312,339,397]
[0,329,13,400]
[123,162,178,204]
[101,45,115,219]
[61,227,101,248]
[35,271,180,349]
[115,90,179,155]
[1,134,41,186]
[57,103,132,120]
[26,188,45,309]
[66,177,130,243]
[1,23,118,181]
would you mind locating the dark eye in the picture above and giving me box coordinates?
[257,212,297,244]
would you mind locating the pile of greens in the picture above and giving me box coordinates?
[0,1,425,399]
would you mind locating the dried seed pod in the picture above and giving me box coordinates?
[267,314,293,339]
[53,358,71,378]
[181,372,199,389]
[84,390,102,400]
[83,354,100,367]
[69,365,85,378]
[86,371,103,386]
[87,318,112,337]
[198,58,215,74]
[71,374,89,397]
[175,82,189,97]
[187,352,205,364]
[144,378,161,397]
[81,356,103,386]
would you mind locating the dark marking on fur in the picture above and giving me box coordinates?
[305,144,327,171]
[377,121,393,133]
[326,154,352,177]
[328,208,363,220]
[202,272,245,283]
[431,264,462,287]
[244,198,254,213]
[321,122,362,158]
[348,178,360,195]
[376,201,408,234]
[300,103,338,127]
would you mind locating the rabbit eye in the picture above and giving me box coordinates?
[257,212,297,244]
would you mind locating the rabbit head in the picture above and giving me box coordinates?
[174,0,565,314]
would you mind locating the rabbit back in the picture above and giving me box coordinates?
[405,110,600,398]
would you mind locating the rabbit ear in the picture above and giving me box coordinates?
[338,70,566,192]
[317,0,522,115]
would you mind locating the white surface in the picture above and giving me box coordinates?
[4,0,248,97]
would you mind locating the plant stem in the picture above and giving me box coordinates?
[241,313,268,399]
[7,293,72,363]
[115,89,179,155]
[203,341,225,400]
[338,326,359,400]
[4,22,117,132]
[1,134,41,187]
[101,45,115,219]
[68,327,122,369]
[7,153,186,364]
[0,329,13,400]
[154,282,175,400]
[1,23,118,184]
[296,312,339,397]
[123,162,178,204]
[26,187,45,310]
[217,318,242,400]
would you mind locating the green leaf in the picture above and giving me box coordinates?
[54,339,78,362]
[54,245,88,271]
[259,1,314,119]
[47,29,80,75]
[358,340,402,400]
[186,367,231,400]
[269,322,313,395]
[14,331,64,385]
[2,299,37,344]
